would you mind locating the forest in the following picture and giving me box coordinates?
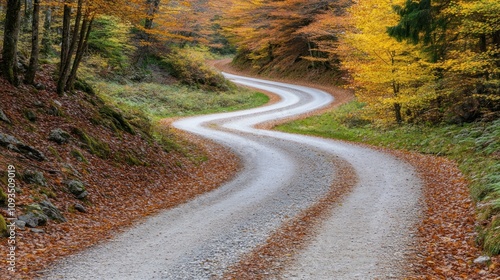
[0,0,499,277]
[1,0,499,123]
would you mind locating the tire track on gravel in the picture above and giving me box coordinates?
[41,73,421,280]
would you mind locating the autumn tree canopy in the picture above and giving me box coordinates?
[337,0,499,123]
[1,0,498,123]
[220,0,348,81]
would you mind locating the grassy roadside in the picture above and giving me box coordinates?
[276,101,500,255]
[92,80,269,121]
[73,63,269,164]
[73,46,268,155]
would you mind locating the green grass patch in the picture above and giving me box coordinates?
[277,101,500,255]
[92,81,268,121]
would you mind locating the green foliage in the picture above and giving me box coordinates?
[115,151,145,166]
[99,105,135,135]
[74,79,96,95]
[48,146,62,162]
[481,217,500,255]
[39,187,57,199]
[23,109,37,122]
[87,16,135,73]
[71,149,88,163]
[152,129,183,153]
[388,0,449,62]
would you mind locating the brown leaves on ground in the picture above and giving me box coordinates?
[0,69,240,279]
[393,150,500,279]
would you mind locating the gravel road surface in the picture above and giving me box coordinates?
[41,73,422,279]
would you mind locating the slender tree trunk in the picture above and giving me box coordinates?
[394,103,403,124]
[2,0,23,86]
[25,0,40,84]
[491,31,500,70]
[58,0,84,95]
[59,3,71,75]
[66,16,93,91]
[136,0,160,63]
[41,6,53,56]
[392,81,403,123]
[57,3,71,95]
[390,52,403,123]
[22,0,33,31]
[479,34,487,53]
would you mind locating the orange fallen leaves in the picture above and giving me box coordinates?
[391,150,500,279]
[0,69,240,279]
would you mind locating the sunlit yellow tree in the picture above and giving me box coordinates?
[339,0,435,123]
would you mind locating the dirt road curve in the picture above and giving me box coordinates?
[41,73,422,279]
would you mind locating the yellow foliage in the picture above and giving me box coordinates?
[338,0,436,123]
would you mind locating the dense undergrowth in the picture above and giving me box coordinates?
[277,101,500,255]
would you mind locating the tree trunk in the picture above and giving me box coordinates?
[394,102,403,124]
[22,0,33,31]
[307,40,317,68]
[58,0,83,95]
[41,6,53,56]
[137,0,160,61]
[59,3,71,75]
[25,0,40,84]
[57,3,71,95]
[479,34,487,53]
[66,16,93,91]
[144,0,161,30]
[2,0,22,86]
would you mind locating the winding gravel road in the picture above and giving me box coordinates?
[42,73,422,279]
